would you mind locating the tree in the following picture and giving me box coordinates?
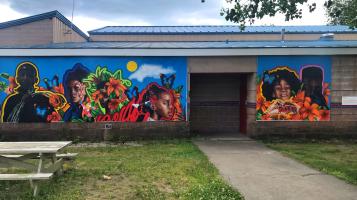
[327,0,357,28]
[220,0,357,29]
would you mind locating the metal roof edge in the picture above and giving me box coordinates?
[88,25,357,35]
[0,10,57,29]
[53,11,89,40]
[88,31,357,36]
[0,48,356,56]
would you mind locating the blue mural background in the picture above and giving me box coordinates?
[257,56,331,84]
[0,57,187,122]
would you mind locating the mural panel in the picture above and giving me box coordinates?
[257,56,331,121]
[0,57,187,122]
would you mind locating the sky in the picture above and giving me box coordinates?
[0,0,328,33]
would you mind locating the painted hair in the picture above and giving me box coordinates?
[63,63,90,101]
[141,83,170,115]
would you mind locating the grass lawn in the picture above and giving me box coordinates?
[0,139,243,200]
[264,139,357,185]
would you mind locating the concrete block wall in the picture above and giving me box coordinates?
[247,56,357,137]
[0,122,189,141]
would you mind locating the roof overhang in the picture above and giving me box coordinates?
[0,48,356,56]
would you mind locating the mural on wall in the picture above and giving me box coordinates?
[0,57,187,122]
[257,56,331,121]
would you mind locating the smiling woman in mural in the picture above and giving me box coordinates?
[262,67,301,102]
[260,67,302,120]
[1,62,66,122]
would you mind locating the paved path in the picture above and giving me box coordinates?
[194,138,357,200]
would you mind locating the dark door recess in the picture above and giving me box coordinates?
[190,74,245,135]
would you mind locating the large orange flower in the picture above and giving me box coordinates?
[292,90,305,108]
[92,90,104,103]
[256,96,271,112]
[299,97,320,121]
[106,78,127,97]
[108,98,126,111]
[319,109,330,121]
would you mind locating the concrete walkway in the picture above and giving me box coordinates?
[194,138,357,200]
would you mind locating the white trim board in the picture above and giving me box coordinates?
[0,48,356,56]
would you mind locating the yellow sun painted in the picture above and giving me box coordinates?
[127,61,138,72]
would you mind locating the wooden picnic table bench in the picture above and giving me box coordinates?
[0,141,76,197]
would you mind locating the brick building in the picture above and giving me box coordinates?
[0,11,357,140]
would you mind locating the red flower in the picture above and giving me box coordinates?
[53,84,64,94]
[108,98,124,111]
[92,90,104,103]
[49,94,62,108]
[319,110,330,121]
[105,78,127,97]
[47,112,61,122]
[292,90,305,108]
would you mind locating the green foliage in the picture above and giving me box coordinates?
[80,66,132,117]
[82,66,132,98]
[0,81,7,92]
[183,179,243,200]
[221,0,357,29]
[222,0,312,29]
[327,0,357,28]
[0,73,10,80]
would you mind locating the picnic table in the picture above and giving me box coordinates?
[0,141,76,196]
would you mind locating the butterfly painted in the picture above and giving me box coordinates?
[263,71,275,84]
[43,75,59,90]
[36,106,48,117]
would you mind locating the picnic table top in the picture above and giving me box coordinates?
[0,141,72,154]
